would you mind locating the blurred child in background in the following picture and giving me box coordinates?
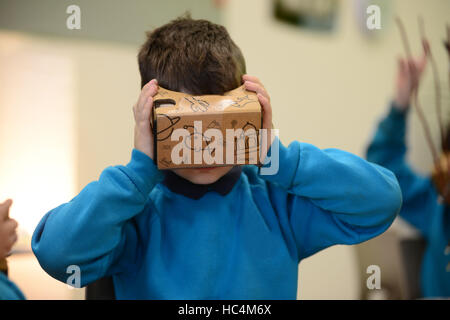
[366,49,450,298]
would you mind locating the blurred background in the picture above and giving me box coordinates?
[0,0,449,299]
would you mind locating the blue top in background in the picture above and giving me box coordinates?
[0,271,25,300]
[366,104,450,298]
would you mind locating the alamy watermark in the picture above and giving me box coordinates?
[366,5,381,30]
[366,264,381,290]
[65,264,381,291]
[66,265,81,289]
[66,5,81,30]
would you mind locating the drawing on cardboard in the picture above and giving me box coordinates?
[207,120,221,129]
[229,95,259,108]
[156,114,181,141]
[159,157,172,167]
[182,124,216,155]
[184,96,210,112]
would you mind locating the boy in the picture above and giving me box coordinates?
[366,50,450,298]
[32,16,401,299]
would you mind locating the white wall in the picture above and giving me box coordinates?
[0,31,82,299]
[0,33,77,236]
[222,0,450,299]
[0,31,139,299]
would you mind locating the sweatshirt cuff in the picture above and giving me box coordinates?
[125,149,164,196]
[381,101,408,139]
[389,101,409,119]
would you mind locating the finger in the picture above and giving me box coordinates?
[148,97,155,131]
[257,93,272,129]
[397,58,407,75]
[132,103,137,121]
[138,96,154,127]
[137,80,159,110]
[142,79,158,90]
[10,219,18,230]
[242,75,266,90]
[242,74,260,83]
[137,83,158,111]
[142,79,158,95]
[258,93,272,114]
[3,219,18,233]
[8,232,18,247]
[407,59,418,75]
[144,96,154,115]
[244,81,270,102]
[0,199,12,206]
[417,52,428,73]
[0,199,12,220]
[139,85,158,114]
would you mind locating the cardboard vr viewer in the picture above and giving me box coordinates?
[152,85,262,169]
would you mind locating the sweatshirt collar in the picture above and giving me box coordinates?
[162,166,242,200]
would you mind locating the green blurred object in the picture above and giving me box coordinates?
[273,0,339,32]
[0,0,221,45]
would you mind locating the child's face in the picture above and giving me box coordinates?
[172,166,234,185]
[166,88,235,185]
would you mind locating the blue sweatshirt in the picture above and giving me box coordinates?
[32,137,401,299]
[0,271,25,300]
[366,104,450,298]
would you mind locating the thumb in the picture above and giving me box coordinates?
[0,199,13,220]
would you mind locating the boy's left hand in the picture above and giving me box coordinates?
[243,75,274,164]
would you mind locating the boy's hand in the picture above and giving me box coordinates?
[394,41,428,110]
[133,79,159,160]
[0,199,18,259]
[243,75,273,163]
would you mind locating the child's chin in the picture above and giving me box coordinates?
[189,169,223,185]
[172,166,233,185]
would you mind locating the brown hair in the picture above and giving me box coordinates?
[137,15,246,95]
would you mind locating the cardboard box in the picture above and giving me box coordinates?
[152,85,262,169]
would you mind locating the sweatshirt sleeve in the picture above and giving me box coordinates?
[366,102,439,238]
[258,135,402,260]
[32,149,164,286]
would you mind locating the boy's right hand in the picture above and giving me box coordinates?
[133,79,159,160]
[0,199,18,259]
[394,41,428,111]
